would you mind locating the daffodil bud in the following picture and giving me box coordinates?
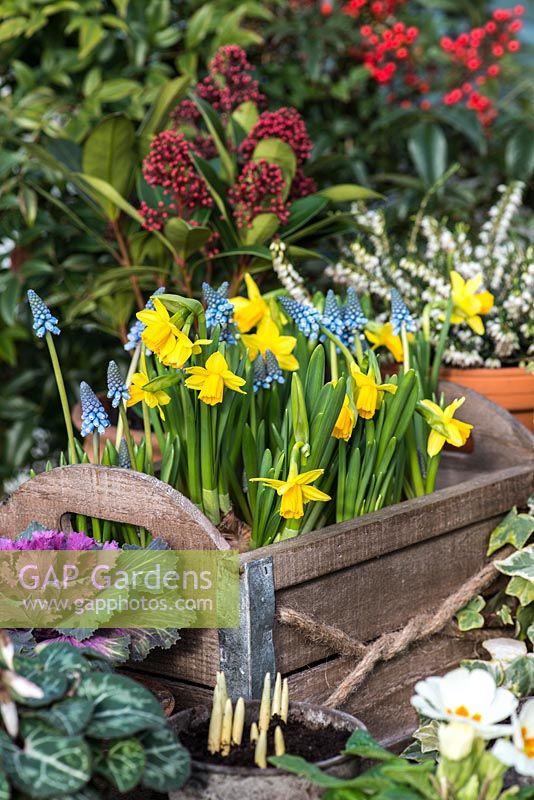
[438,722,475,761]
[291,374,310,457]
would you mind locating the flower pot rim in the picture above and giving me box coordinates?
[170,700,366,777]
[440,365,533,376]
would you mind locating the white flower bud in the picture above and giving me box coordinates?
[438,722,475,761]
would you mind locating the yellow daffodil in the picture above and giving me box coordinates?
[251,466,331,519]
[127,372,170,420]
[242,319,298,372]
[351,364,397,420]
[136,298,180,361]
[419,397,473,456]
[450,271,494,335]
[160,329,212,369]
[230,273,270,333]
[185,351,246,406]
[332,396,356,441]
[365,322,405,363]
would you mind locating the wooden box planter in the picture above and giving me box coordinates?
[0,383,532,748]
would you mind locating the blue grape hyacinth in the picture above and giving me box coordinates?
[278,296,321,340]
[343,288,368,331]
[321,290,346,341]
[124,287,166,352]
[27,290,60,338]
[202,282,236,343]
[80,382,111,437]
[391,289,416,336]
[106,361,129,408]
[118,438,131,470]
[253,350,284,392]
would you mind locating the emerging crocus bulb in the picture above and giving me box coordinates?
[271,672,282,718]
[255,729,268,769]
[220,698,233,757]
[250,721,259,744]
[281,678,289,723]
[259,673,271,732]
[232,697,245,746]
[274,725,286,757]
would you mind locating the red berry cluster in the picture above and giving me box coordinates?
[341,0,406,20]
[139,200,173,232]
[228,160,290,230]
[359,20,420,86]
[240,107,313,165]
[197,45,265,116]
[440,6,524,125]
[290,168,318,201]
[142,131,213,213]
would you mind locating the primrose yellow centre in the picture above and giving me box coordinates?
[447,705,482,722]
[351,364,397,420]
[242,319,299,372]
[230,273,270,333]
[251,468,331,520]
[185,351,246,406]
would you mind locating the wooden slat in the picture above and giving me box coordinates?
[141,628,220,684]
[243,465,532,591]
[0,464,229,551]
[288,635,482,748]
[273,516,498,674]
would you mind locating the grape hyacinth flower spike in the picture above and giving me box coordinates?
[80,381,110,468]
[391,289,416,336]
[343,288,368,331]
[27,290,60,337]
[278,296,321,340]
[107,361,136,467]
[107,361,129,408]
[202,282,237,343]
[27,290,76,464]
[321,290,346,342]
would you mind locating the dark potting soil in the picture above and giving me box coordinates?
[181,716,350,768]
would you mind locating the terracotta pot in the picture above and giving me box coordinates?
[71,398,162,462]
[440,366,534,431]
[169,700,365,800]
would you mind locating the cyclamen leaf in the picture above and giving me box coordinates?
[487,508,534,555]
[32,698,93,735]
[95,737,145,793]
[79,673,164,738]
[141,727,190,792]
[3,721,91,798]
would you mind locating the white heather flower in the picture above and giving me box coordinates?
[438,722,475,761]
[270,241,309,304]
[411,668,517,739]
[493,699,534,777]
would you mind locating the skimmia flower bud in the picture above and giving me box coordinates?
[202,282,237,343]
[278,296,321,339]
[107,361,129,408]
[27,290,60,338]
[391,288,416,336]
[80,382,111,437]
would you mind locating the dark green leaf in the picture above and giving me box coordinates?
[408,123,447,187]
[141,727,190,792]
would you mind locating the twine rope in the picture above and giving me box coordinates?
[277,560,498,709]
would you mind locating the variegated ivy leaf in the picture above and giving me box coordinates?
[413,720,439,754]
[141,727,191,792]
[528,622,534,646]
[94,736,145,792]
[31,698,94,735]
[79,673,164,738]
[455,595,486,631]
[487,508,534,556]
[496,603,514,626]
[503,656,534,697]
[505,576,534,607]
[2,720,91,798]
[461,659,503,684]
[496,544,534,582]
[0,769,8,800]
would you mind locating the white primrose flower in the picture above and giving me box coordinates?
[493,699,534,778]
[438,722,475,761]
[483,638,528,667]
[411,668,517,739]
